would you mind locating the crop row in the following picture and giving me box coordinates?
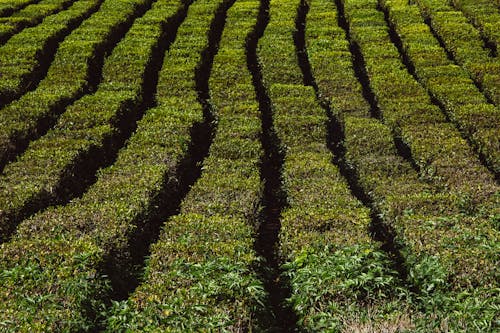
[335,0,499,329]
[413,0,500,107]
[0,0,76,44]
[389,0,500,176]
[0,0,176,246]
[257,0,415,330]
[105,0,269,330]
[0,0,39,16]
[450,0,500,54]
[0,0,101,108]
[0,0,193,330]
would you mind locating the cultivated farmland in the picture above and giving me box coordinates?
[0,0,498,331]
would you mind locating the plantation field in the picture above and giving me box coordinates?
[0,0,499,331]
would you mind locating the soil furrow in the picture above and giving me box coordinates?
[246,0,298,330]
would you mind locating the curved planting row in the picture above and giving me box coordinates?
[0,0,40,16]
[450,0,500,54]
[382,0,500,177]
[106,0,268,330]
[413,0,500,106]
[256,0,416,330]
[0,0,193,329]
[0,0,187,245]
[0,0,154,173]
[0,0,76,44]
[0,0,102,108]
[307,0,500,330]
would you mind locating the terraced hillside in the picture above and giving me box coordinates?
[0,0,498,331]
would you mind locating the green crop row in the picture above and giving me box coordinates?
[105,0,267,330]
[0,0,183,245]
[337,0,500,329]
[0,0,76,44]
[257,0,413,330]
[0,0,39,16]
[0,0,198,330]
[414,0,500,107]
[380,0,500,188]
[450,0,500,53]
[0,0,101,107]
[0,0,153,171]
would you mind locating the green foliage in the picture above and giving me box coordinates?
[0,238,110,331]
[0,0,102,103]
[0,0,173,243]
[387,0,500,174]
[0,0,75,43]
[104,0,267,330]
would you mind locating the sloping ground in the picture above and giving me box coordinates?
[0,0,498,331]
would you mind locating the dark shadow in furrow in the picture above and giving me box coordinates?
[0,0,165,246]
[297,0,413,293]
[246,0,298,331]
[447,1,498,57]
[379,2,499,182]
[0,0,103,110]
[108,0,236,303]
[0,0,78,45]
[333,0,420,174]
[0,0,42,17]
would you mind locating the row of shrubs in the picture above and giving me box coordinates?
[257,0,413,330]
[0,0,194,330]
[0,0,39,16]
[0,0,178,245]
[450,0,500,54]
[0,0,76,44]
[105,0,269,330]
[0,0,102,107]
[414,0,499,106]
[393,0,500,175]
[334,0,499,330]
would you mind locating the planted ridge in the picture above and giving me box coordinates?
[105,0,271,329]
